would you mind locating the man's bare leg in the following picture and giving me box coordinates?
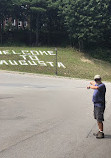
[95,121,104,138]
[98,121,103,132]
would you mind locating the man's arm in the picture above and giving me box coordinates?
[87,81,99,89]
[87,85,99,89]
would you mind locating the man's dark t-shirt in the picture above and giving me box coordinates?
[92,83,106,107]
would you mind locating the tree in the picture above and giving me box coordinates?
[47,0,67,45]
[17,0,47,46]
[0,0,13,44]
[60,0,111,50]
[30,6,46,45]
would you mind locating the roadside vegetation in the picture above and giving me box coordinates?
[0,1,111,81]
[0,47,111,82]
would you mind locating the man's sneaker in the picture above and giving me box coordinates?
[96,131,104,139]
[93,131,100,137]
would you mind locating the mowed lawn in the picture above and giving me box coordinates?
[0,47,111,81]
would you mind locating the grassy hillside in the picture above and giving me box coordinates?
[0,47,111,81]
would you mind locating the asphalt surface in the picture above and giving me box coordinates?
[0,71,111,158]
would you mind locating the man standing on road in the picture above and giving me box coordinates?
[87,75,106,139]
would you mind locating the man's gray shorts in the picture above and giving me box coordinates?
[94,106,105,122]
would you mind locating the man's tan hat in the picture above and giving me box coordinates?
[94,75,101,80]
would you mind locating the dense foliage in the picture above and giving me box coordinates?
[0,0,111,49]
[60,0,111,50]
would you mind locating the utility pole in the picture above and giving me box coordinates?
[55,48,58,75]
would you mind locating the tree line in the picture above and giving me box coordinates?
[0,0,111,49]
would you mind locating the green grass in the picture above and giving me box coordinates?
[0,46,111,81]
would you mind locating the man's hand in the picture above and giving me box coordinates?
[87,86,90,89]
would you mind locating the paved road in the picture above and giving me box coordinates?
[0,71,111,158]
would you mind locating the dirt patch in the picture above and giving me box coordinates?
[81,57,94,64]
